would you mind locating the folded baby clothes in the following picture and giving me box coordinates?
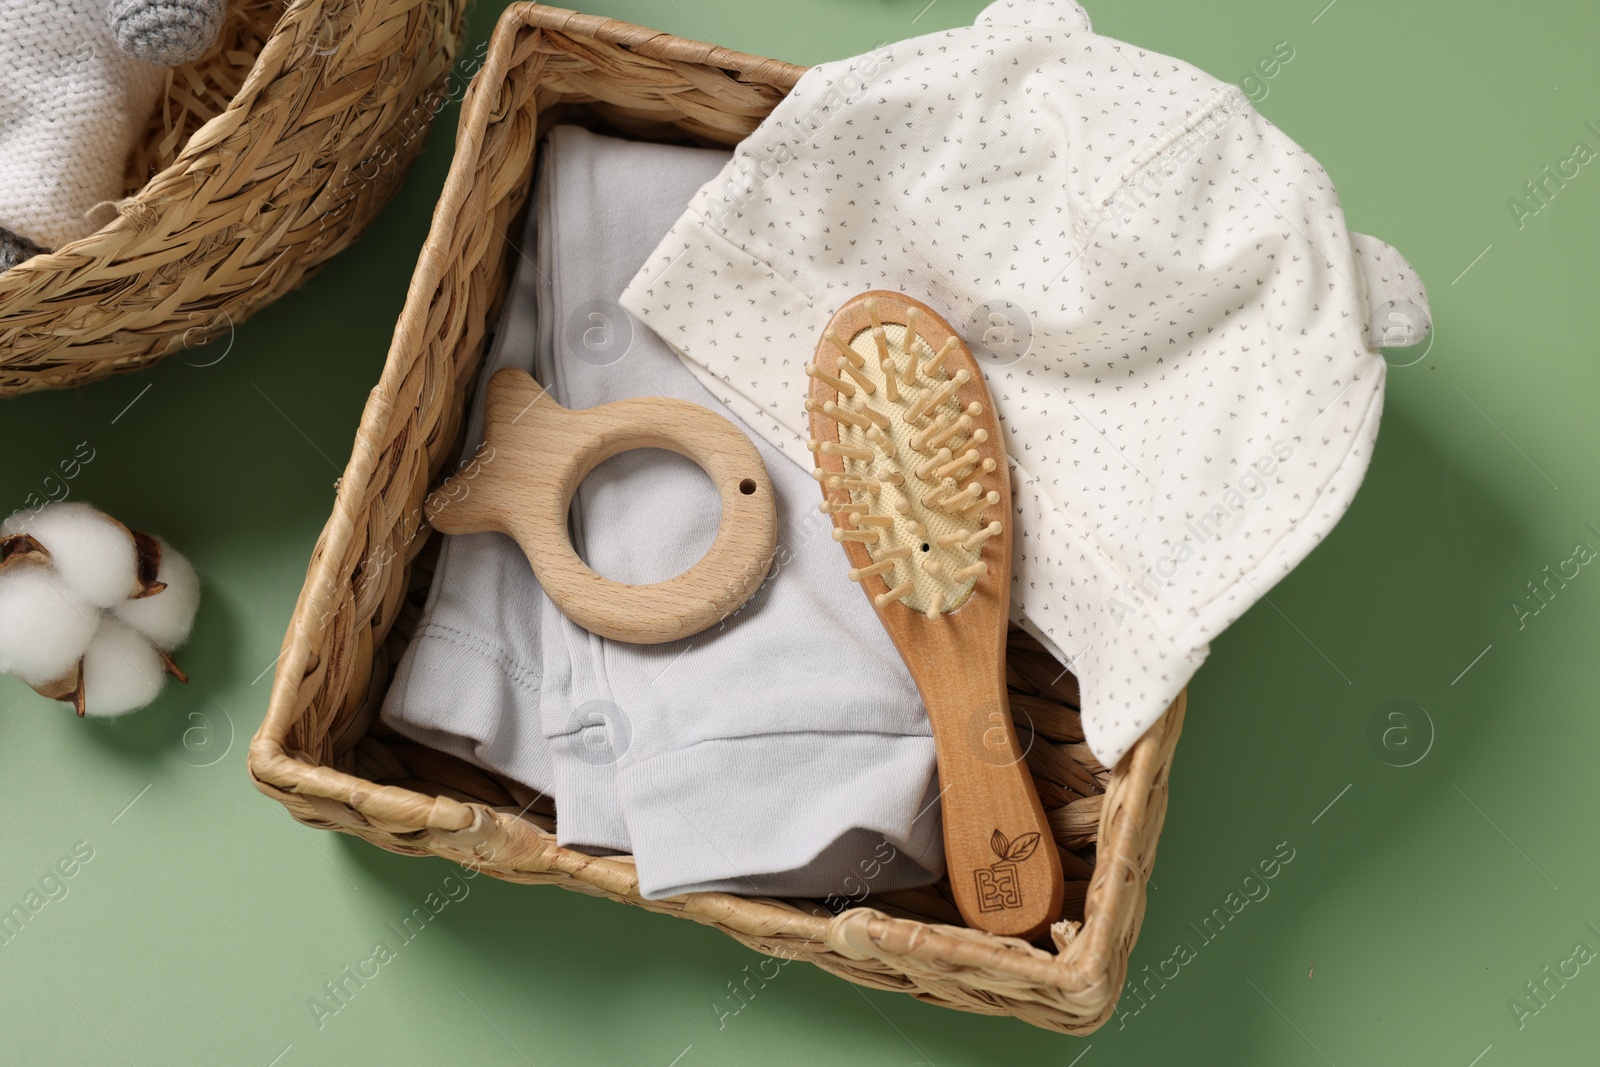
[383,125,943,899]
[621,0,1432,769]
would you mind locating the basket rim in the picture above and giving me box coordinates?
[248,0,1183,1025]
[0,0,472,399]
[512,2,808,84]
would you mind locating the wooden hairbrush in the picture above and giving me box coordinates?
[806,291,1064,941]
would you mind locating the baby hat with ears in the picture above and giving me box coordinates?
[621,0,1431,768]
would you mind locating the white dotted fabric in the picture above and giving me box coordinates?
[620,0,1431,767]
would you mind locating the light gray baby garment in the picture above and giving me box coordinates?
[382,125,944,900]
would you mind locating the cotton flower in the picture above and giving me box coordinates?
[112,537,199,651]
[0,503,199,716]
[1,502,148,608]
[80,617,168,717]
[0,565,98,687]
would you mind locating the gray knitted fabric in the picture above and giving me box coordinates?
[0,226,47,272]
[106,0,227,67]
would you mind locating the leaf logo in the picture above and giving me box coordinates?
[988,829,1040,865]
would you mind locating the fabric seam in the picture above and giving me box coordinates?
[1172,359,1386,648]
[413,622,542,694]
[1065,85,1253,264]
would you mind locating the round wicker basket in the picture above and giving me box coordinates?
[0,0,468,397]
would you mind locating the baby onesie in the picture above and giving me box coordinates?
[383,126,944,900]
[621,0,1432,769]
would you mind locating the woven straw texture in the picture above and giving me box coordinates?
[0,0,468,396]
[248,2,1187,1035]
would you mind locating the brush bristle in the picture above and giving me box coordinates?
[810,313,1002,615]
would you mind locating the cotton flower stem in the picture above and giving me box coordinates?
[158,649,189,685]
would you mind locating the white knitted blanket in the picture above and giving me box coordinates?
[0,0,166,249]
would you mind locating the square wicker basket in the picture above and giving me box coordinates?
[248,2,1186,1035]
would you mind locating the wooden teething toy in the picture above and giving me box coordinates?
[427,368,777,644]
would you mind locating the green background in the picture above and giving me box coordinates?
[2,0,1595,1063]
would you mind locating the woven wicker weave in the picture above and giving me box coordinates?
[0,0,468,396]
[248,2,1186,1035]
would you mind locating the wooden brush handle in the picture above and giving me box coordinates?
[427,368,777,644]
[913,621,1064,941]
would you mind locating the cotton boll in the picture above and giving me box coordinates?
[80,618,166,717]
[0,567,98,687]
[113,539,199,650]
[2,503,138,608]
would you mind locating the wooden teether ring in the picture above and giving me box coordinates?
[426,368,777,644]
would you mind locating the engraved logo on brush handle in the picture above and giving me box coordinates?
[974,829,1042,913]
